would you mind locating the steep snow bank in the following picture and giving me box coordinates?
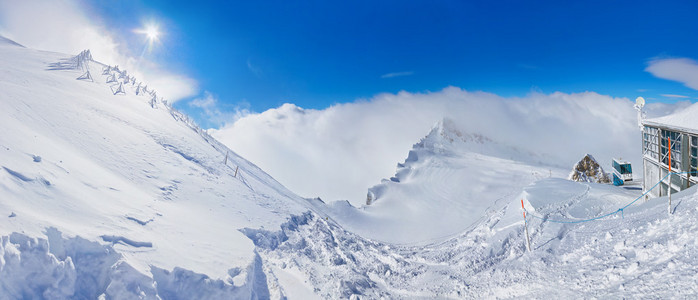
[0,36,308,293]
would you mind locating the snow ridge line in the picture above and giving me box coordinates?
[63,50,296,200]
[61,50,270,186]
[526,171,693,224]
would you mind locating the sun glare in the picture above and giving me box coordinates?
[134,22,162,54]
[135,22,161,45]
[144,25,160,41]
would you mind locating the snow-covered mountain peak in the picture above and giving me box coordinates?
[415,118,492,153]
[355,118,561,244]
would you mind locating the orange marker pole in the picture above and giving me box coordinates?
[521,199,531,252]
[668,138,673,215]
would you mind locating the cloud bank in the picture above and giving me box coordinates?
[0,0,197,102]
[212,87,686,206]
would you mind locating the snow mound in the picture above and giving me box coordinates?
[568,154,610,183]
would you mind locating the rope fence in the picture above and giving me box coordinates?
[525,171,696,225]
[519,170,698,252]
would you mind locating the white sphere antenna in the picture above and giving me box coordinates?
[635,96,645,109]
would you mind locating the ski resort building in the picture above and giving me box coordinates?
[642,104,698,197]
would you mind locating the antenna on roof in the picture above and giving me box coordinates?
[634,96,646,130]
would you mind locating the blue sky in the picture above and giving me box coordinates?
[84,0,698,127]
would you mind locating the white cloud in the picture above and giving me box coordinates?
[381,71,414,78]
[212,87,685,206]
[188,91,251,128]
[190,92,217,109]
[0,0,197,102]
[646,57,698,90]
[660,94,690,98]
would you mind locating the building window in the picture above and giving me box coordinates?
[643,126,659,160]
[660,129,681,170]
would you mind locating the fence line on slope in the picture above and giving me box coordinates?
[525,171,695,225]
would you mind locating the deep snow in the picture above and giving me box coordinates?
[0,36,308,298]
[2,35,698,298]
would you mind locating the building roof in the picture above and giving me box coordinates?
[643,102,698,135]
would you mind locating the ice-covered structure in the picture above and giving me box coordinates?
[642,102,698,197]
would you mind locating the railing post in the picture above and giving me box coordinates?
[668,138,672,215]
[521,199,531,252]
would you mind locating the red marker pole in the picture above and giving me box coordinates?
[521,199,531,252]
[668,138,673,215]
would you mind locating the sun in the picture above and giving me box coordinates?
[134,22,163,54]
[144,24,160,41]
[135,22,161,44]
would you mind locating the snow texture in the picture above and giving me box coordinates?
[2,35,698,298]
[0,35,307,298]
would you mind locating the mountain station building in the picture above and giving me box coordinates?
[642,104,698,197]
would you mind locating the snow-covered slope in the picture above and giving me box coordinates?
[0,37,309,298]
[246,178,698,298]
[322,118,566,244]
[4,35,698,299]
[246,117,698,298]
